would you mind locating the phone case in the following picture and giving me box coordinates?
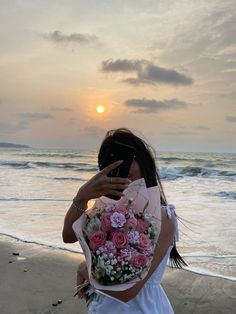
[99,141,136,200]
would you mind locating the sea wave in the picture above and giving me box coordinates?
[170,253,236,281]
[0,160,98,172]
[53,177,87,182]
[160,157,236,170]
[33,161,97,171]
[0,197,70,202]
[0,160,32,169]
[179,265,236,282]
[182,253,236,259]
[213,191,236,200]
[14,152,89,158]
[160,166,236,180]
[1,159,235,180]
[160,157,209,163]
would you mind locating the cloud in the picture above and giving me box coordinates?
[50,106,72,112]
[161,131,197,136]
[226,115,236,123]
[101,59,143,72]
[74,126,107,149]
[42,30,99,45]
[137,63,193,86]
[81,126,106,137]
[4,112,55,132]
[124,98,188,113]
[195,125,210,131]
[0,121,29,134]
[18,112,54,121]
[213,13,236,51]
[0,122,15,134]
[101,59,193,86]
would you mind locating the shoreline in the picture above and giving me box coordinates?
[0,234,87,314]
[0,235,235,314]
[1,232,235,282]
[0,232,84,255]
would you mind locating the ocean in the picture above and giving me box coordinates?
[0,147,235,281]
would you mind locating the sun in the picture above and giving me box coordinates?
[96,105,105,114]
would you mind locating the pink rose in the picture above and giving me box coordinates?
[125,217,137,229]
[136,219,149,233]
[100,212,112,232]
[138,233,151,250]
[115,206,129,218]
[112,231,128,248]
[88,231,107,251]
[132,253,148,268]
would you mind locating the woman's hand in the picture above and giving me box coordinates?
[77,261,89,300]
[62,160,131,243]
[75,160,131,204]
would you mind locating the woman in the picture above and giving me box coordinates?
[62,128,186,313]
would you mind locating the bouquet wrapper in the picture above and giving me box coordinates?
[72,178,161,292]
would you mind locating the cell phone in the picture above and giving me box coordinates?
[99,141,136,200]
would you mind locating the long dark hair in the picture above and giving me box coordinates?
[98,128,187,268]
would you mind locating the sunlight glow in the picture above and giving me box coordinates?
[96,105,105,114]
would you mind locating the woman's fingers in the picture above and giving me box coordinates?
[106,189,125,197]
[78,291,83,299]
[108,177,131,184]
[78,288,87,299]
[77,160,132,200]
[77,263,86,299]
[77,277,87,299]
[96,173,131,197]
[100,160,123,175]
[109,183,130,190]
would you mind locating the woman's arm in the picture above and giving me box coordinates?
[62,198,88,243]
[62,160,131,243]
[100,206,175,302]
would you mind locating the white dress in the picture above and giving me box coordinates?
[88,205,178,314]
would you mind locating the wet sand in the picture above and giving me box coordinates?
[0,235,235,314]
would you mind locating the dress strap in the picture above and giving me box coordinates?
[161,204,179,242]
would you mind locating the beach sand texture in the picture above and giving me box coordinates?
[0,235,235,314]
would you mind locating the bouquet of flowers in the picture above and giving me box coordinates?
[72,178,162,297]
[83,198,158,286]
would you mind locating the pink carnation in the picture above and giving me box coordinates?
[88,231,107,251]
[118,247,137,261]
[136,219,149,233]
[110,212,126,228]
[127,230,139,244]
[132,253,148,268]
[142,245,153,257]
[100,212,113,232]
[99,241,117,255]
[112,231,128,248]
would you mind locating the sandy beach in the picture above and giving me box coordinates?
[0,234,235,314]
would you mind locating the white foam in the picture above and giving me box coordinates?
[178,265,236,282]
[182,253,236,259]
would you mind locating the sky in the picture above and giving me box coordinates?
[0,0,235,153]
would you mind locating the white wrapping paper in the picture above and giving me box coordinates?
[72,178,162,292]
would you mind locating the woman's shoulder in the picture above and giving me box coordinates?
[151,206,175,256]
[161,205,175,228]
[161,204,179,242]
